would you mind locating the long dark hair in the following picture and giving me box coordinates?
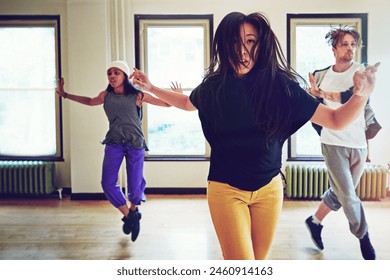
[202,12,304,140]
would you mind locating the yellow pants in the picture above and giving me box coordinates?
[207,176,283,260]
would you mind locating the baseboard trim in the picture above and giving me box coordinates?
[70,188,390,201]
[71,193,107,200]
[70,187,207,200]
[146,187,206,195]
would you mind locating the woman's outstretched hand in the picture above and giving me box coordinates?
[130,68,153,92]
[170,81,183,94]
[55,77,67,98]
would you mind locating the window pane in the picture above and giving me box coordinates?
[293,24,362,157]
[145,25,206,156]
[0,89,56,156]
[292,25,335,157]
[288,15,366,160]
[296,26,335,78]
[0,26,57,157]
[147,93,204,156]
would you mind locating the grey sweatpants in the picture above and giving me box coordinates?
[321,143,368,239]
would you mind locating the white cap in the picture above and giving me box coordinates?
[107,60,130,76]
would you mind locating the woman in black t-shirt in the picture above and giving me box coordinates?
[131,12,378,259]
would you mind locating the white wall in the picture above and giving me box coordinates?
[1,0,389,194]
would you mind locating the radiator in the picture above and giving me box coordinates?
[285,164,388,200]
[0,161,57,197]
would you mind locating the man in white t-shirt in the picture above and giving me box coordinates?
[305,26,376,260]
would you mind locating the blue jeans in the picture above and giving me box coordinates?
[101,143,146,207]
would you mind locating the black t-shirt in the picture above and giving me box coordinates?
[190,73,319,191]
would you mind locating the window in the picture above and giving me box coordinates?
[0,15,62,161]
[287,13,367,161]
[135,15,212,159]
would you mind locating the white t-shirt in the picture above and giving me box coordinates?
[320,62,367,149]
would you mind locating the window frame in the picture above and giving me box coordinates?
[134,14,213,161]
[0,15,63,161]
[286,13,368,161]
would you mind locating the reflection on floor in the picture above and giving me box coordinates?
[0,195,389,260]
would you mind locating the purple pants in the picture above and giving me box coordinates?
[101,143,146,207]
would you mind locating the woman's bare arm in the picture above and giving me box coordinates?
[56,78,105,106]
[130,69,197,111]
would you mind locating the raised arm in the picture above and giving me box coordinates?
[56,77,105,106]
[130,68,197,111]
[307,74,343,102]
[310,63,379,130]
[308,73,356,103]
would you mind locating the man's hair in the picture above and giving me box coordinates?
[325,25,362,48]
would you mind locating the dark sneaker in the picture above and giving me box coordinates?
[128,207,142,242]
[359,232,376,260]
[305,216,324,250]
[121,216,132,235]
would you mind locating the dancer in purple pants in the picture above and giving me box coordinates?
[56,61,171,241]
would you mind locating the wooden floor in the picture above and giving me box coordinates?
[1,194,390,260]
